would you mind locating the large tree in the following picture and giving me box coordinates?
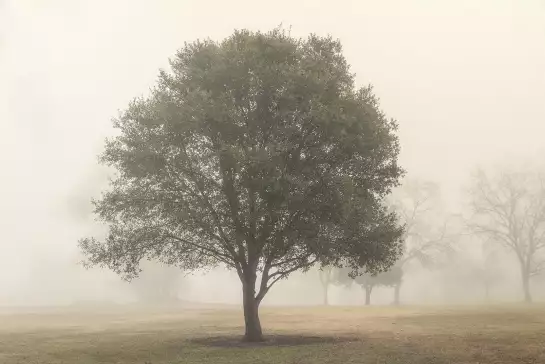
[467,167,545,303]
[79,28,404,342]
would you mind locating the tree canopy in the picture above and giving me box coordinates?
[79,28,405,341]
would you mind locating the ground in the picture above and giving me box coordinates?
[1,304,544,363]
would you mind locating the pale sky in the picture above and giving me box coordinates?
[1,0,544,304]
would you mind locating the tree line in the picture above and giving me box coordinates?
[317,170,545,306]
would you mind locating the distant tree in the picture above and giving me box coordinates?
[357,266,403,305]
[392,179,454,268]
[435,247,488,303]
[78,28,405,342]
[441,242,504,304]
[467,167,545,303]
[333,265,403,305]
[318,266,335,305]
[390,267,404,306]
[319,179,455,306]
[388,179,456,304]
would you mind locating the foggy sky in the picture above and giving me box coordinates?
[1,0,545,305]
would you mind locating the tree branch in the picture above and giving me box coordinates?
[266,256,318,291]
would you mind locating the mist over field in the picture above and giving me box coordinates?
[1,0,545,310]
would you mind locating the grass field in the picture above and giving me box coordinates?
[1,304,544,363]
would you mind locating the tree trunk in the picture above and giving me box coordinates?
[393,283,401,306]
[365,285,373,306]
[521,270,532,303]
[242,278,264,342]
[319,268,331,306]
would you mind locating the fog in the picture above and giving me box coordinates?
[1,0,545,308]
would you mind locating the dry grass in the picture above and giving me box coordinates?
[1,304,544,363]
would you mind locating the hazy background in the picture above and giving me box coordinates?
[1,0,544,307]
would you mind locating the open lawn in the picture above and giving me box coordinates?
[1,304,544,363]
